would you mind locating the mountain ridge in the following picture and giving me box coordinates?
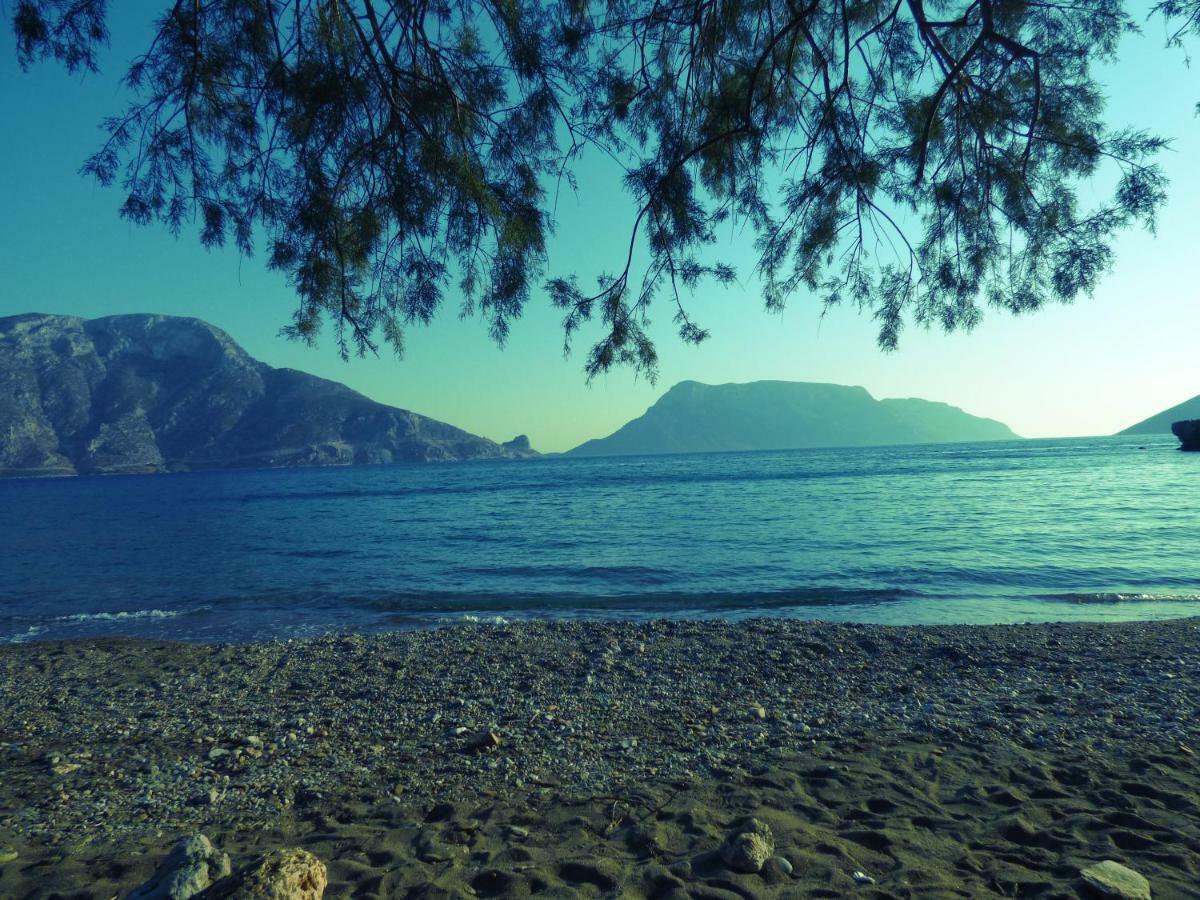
[0,312,537,477]
[1119,393,1200,435]
[567,379,1018,457]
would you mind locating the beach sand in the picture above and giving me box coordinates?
[1,618,1198,898]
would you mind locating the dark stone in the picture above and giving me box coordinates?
[502,434,535,454]
[462,730,502,753]
[0,313,537,477]
[1172,419,1200,451]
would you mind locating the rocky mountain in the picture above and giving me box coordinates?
[1119,394,1200,436]
[567,380,1018,457]
[0,313,537,477]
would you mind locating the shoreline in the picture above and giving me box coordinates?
[13,592,1200,647]
[2,617,1198,897]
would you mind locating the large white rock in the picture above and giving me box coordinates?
[221,848,327,900]
[1080,860,1151,900]
[126,834,231,900]
[719,818,775,873]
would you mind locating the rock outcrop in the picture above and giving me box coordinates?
[502,434,533,453]
[0,313,537,477]
[568,380,1018,457]
[1172,419,1200,451]
[127,835,231,900]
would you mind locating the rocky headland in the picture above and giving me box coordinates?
[1171,420,1200,451]
[0,313,537,477]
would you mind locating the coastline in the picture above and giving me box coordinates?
[2,618,1198,898]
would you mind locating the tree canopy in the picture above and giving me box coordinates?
[12,0,1197,379]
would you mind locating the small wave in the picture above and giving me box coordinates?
[197,462,934,506]
[50,608,188,623]
[455,563,680,584]
[276,549,355,559]
[7,625,47,644]
[1,607,200,644]
[353,586,918,615]
[1044,592,1200,604]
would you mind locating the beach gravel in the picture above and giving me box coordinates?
[1,618,1199,897]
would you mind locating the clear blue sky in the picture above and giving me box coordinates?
[1,9,1198,452]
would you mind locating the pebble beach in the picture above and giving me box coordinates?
[1,618,1198,898]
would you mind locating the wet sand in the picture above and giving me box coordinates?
[1,618,1198,898]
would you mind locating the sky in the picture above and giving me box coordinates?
[1,10,1198,453]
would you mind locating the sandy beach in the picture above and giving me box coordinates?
[1,618,1198,898]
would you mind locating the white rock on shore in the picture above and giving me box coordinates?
[215,848,327,899]
[126,834,231,900]
[719,818,775,873]
[1080,860,1152,899]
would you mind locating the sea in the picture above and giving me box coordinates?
[1,434,1197,644]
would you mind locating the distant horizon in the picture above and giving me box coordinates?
[6,308,1193,453]
[6,291,1197,453]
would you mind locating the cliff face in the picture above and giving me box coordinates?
[1172,420,1200,451]
[0,313,536,477]
[567,380,1018,457]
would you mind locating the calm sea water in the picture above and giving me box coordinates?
[1,435,1197,643]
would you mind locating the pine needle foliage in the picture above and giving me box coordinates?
[12,0,1195,377]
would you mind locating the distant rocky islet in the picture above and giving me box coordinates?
[566,379,1020,456]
